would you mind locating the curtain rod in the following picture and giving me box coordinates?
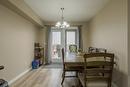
[44,24,82,27]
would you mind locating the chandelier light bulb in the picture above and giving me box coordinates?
[66,24,70,27]
[63,21,67,25]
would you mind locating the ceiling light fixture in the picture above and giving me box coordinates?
[55,8,70,28]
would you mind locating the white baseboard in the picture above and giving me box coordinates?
[8,68,32,85]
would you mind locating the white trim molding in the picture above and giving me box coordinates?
[8,68,31,85]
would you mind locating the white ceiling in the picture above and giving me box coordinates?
[24,0,110,23]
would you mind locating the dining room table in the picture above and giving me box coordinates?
[64,52,114,68]
[64,52,85,67]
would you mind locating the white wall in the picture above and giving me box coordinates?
[88,0,128,87]
[0,4,40,83]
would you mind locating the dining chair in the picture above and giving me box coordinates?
[88,47,107,53]
[88,47,107,62]
[96,48,107,53]
[69,45,77,53]
[78,53,114,87]
[88,47,96,53]
[0,66,9,87]
[61,48,82,85]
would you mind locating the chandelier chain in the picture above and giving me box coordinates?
[55,8,70,28]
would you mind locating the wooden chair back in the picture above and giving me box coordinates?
[0,66,4,70]
[69,45,77,53]
[61,48,65,69]
[96,48,107,53]
[88,47,96,53]
[88,47,107,53]
[83,53,114,87]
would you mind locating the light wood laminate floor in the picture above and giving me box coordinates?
[11,68,79,87]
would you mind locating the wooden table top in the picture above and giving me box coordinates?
[65,53,84,63]
[63,52,115,71]
[64,53,113,66]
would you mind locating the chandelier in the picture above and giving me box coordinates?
[55,8,70,28]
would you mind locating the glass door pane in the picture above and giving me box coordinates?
[66,30,77,54]
[51,31,61,60]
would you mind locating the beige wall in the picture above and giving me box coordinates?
[0,4,40,83]
[88,0,128,87]
[0,0,44,27]
[81,23,90,50]
[38,28,47,47]
[9,0,43,27]
[128,0,130,86]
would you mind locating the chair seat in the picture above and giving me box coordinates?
[78,73,108,87]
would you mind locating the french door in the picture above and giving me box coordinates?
[51,30,63,62]
[51,27,78,63]
[65,30,78,54]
